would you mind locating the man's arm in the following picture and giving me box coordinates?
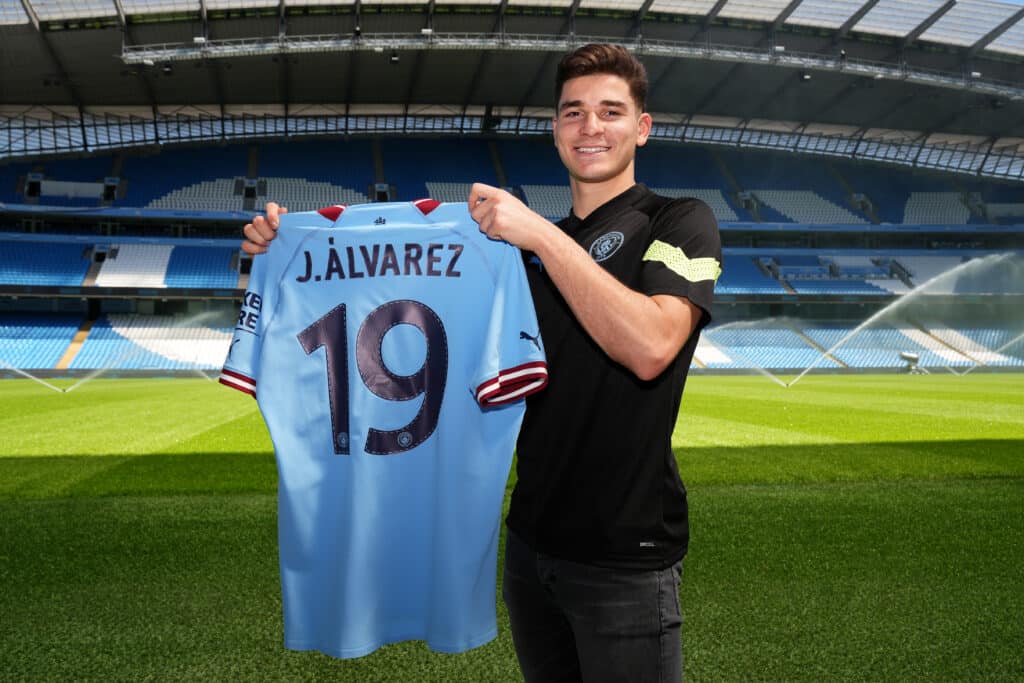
[241,202,288,255]
[469,183,700,382]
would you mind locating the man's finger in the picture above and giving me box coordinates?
[241,241,267,256]
[468,182,498,208]
[265,202,288,228]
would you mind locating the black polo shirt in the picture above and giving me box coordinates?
[506,183,721,570]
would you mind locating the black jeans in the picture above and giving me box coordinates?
[502,530,684,683]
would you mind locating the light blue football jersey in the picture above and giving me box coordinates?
[220,200,547,659]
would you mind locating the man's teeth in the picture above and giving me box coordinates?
[577,147,608,153]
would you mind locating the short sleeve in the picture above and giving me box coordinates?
[473,240,549,407]
[640,198,722,326]
[219,249,272,397]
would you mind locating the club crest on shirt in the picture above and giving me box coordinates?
[589,231,624,262]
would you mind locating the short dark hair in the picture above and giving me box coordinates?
[554,43,648,112]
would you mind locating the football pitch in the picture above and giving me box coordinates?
[1,373,1021,681]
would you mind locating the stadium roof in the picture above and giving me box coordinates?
[3,0,1024,56]
[1,0,1023,180]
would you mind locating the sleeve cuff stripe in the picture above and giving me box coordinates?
[476,361,548,406]
[219,369,256,397]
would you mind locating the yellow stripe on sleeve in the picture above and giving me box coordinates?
[642,240,722,283]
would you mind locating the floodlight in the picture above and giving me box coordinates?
[193,36,206,45]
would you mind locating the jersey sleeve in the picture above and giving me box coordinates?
[219,243,274,397]
[640,198,722,327]
[473,241,549,407]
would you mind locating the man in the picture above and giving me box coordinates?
[244,44,721,682]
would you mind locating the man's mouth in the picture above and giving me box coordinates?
[575,146,609,154]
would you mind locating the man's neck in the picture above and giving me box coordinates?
[568,174,637,220]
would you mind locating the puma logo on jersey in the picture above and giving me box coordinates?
[520,330,542,351]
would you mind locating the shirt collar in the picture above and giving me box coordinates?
[565,183,649,230]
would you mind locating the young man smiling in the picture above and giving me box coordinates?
[468,44,721,683]
[243,43,721,682]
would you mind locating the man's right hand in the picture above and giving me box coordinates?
[241,202,288,255]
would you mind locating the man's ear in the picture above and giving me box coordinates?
[637,112,652,147]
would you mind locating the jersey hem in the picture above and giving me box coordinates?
[284,626,498,659]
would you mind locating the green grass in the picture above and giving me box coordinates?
[1,374,1022,681]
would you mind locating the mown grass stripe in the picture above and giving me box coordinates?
[0,374,1021,681]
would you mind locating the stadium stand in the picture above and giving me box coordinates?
[650,187,740,222]
[69,314,232,371]
[893,255,965,290]
[802,325,974,369]
[93,245,174,288]
[0,313,82,370]
[638,145,728,189]
[717,150,866,224]
[787,279,890,295]
[519,184,572,220]
[262,178,369,212]
[122,146,249,208]
[164,246,239,289]
[698,323,840,370]
[985,202,1024,223]
[496,139,565,188]
[751,190,867,224]
[0,240,91,286]
[715,255,788,294]
[829,255,890,278]
[259,139,375,189]
[146,178,244,212]
[0,157,113,208]
[381,138,498,201]
[934,327,1024,367]
[2,140,1020,378]
[902,192,972,225]
[425,181,474,203]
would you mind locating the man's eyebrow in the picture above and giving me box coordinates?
[558,99,629,112]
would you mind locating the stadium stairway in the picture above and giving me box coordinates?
[82,255,102,287]
[56,319,93,369]
[795,327,847,368]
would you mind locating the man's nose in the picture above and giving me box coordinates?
[580,111,602,135]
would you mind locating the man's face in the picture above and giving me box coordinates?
[552,73,652,188]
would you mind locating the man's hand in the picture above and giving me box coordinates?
[241,202,288,255]
[468,184,700,381]
[468,183,553,253]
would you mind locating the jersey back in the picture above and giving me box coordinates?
[220,200,547,658]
